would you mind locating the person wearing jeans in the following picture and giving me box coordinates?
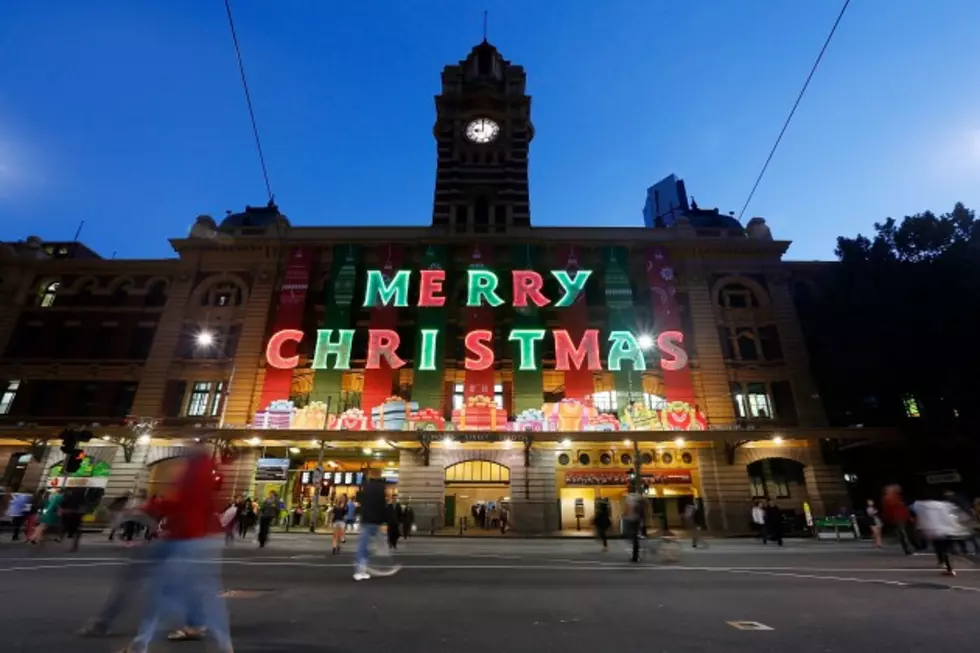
[354,472,389,580]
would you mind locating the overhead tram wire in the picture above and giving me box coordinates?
[737,0,851,222]
[224,0,274,203]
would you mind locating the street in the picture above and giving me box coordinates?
[1,534,977,652]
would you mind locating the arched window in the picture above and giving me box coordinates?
[110,282,132,306]
[38,281,60,308]
[146,281,168,307]
[203,282,241,307]
[76,280,96,305]
[718,283,758,309]
[445,460,510,484]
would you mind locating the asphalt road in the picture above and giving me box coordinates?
[1,533,978,653]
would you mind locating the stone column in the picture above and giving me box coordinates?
[222,271,276,426]
[130,270,195,416]
[508,448,558,533]
[766,271,827,427]
[397,448,447,533]
[681,266,737,426]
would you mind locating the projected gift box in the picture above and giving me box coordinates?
[370,396,419,430]
[252,400,296,429]
[406,407,446,431]
[291,401,328,430]
[545,398,597,432]
[452,395,507,431]
[327,407,370,431]
[588,413,622,431]
[510,408,547,432]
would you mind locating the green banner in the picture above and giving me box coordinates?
[411,245,448,413]
[510,245,545,413]
[310,244,361,410]
[603,247,640,401]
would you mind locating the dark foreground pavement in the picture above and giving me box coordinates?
[1,535,978,653]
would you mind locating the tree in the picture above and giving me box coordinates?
[807,203,980,435]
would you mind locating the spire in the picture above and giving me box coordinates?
[482,10,488,42]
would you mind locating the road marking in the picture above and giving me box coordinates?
[0,562,125,573]
[727,621,773,631]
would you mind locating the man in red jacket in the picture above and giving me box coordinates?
[124,446,233,653]
[882,484,914,555]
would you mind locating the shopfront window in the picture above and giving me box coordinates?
[452,383,504,409]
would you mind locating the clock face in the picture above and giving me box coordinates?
[465,118,500,144]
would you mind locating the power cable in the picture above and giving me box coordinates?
[738,0,851,221]
[224,0,274,203]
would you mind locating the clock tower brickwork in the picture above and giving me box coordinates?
[431,41,534,232]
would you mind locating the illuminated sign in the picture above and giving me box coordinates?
[264,268,690,373]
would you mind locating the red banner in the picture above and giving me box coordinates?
[464,244,495,399]
[564,469,693,486]
[362,245,405,416]
[258,247,315,410]
[645,247,697,406]
[557,245,594,402]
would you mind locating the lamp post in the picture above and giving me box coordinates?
[628,334,655,495]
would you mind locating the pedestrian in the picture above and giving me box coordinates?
[331,499,346,554]
[866,498,883,548]
[625,493,644,563]
[912,497,971,577]
[386,501,401,550]
[105,492,131,541]
[118,445,234,653]
[220,502,237,546]
[29,488,63,546]
[683,502,699,548]
[882,485,914,554]
[354,471,399,580]
[402,501,414,539]
[60,488,86,552]
[594,499,611,551]
[257,492,278,548]
[764,499,783,546]
[499,504,509,534]
[344,494,357,538]
[2,490,30,540]
[751,501,766,543]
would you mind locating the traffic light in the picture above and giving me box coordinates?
[59,429,93,454]
[65,449,85,474]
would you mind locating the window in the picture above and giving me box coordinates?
[210,382,225,417]
[452,384,465,411]
[444,460,510,484]
[902,394,921,418]
[750,475,766,498]
[203,283,241,307]
[452,383,503,410]
[39,282,60,308]
[719,283,758,308]
[113,383,137,417]
[593,390,619,412]
[146,282,167,307]
[494,383,504,409]
[735,328,759,360]
[731,382,772,419]
[186,382,213,417]
[0,380,20,414]
[758,325,783,360]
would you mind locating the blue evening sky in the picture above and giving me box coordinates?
[2,1,978,261]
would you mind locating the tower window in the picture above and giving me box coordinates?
[38,282,60,308]
[0,380,20,414]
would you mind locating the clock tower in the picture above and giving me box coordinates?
[431,40,534,232]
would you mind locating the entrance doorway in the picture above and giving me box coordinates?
[444,460,511,532]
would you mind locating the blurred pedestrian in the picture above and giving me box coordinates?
[331,498,346,554]
[354,472,398,580]
[257,491,278,548]
[120,446,233,653]
[594,499,611,551]
[882,485,914,554]
[28,488,63,546]
[764,499,783,546]
[386,501,401,550]
[912,497,971,577]
[866,498,883,548]
[751,501,766,542]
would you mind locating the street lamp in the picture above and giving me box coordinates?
[196,330,216,348]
